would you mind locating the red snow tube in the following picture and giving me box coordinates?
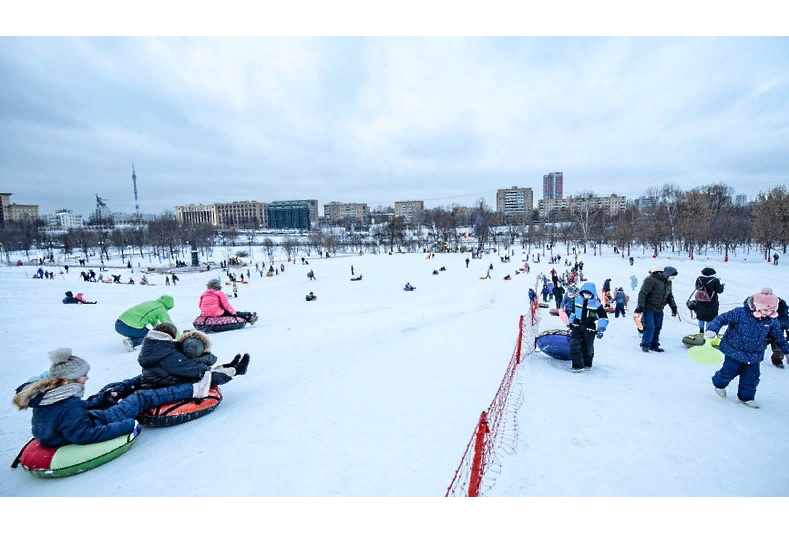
[193,315,247,333]
[137,387,222,427]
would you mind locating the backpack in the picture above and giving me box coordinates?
[695,279,712,302]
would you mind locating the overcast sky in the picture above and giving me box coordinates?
[1,37,788,216]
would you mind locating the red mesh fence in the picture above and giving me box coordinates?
[446,305,540,496]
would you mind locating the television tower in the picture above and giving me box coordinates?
[131,163,140,214]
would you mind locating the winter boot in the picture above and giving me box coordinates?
[570,367,584,373]
[248,312,258,325]
[715,387,726,398]
[192,372,212,398]
[650,347,665,353]
[740,400,760,409]
[123,339,134,352]
[234,353,250,376]
[220,353,242,369]
[641,346,650,353]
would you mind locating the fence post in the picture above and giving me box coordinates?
[516,315,524,364]
[468,411,489,497]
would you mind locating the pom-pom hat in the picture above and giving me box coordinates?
[752,287,778,318]
[48,348,90,379]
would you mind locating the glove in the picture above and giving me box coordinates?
[596,329,604,339]
[132,420,142,438]
[704,330,717,339]
[597,318,609,332]
[634,307,643,314]
[671,309,678,317]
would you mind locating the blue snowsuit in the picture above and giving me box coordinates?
[708,299,789,401]
[568,283,609,370]
[614,290,627,317]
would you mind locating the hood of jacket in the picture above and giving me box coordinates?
[157,295,175,310]
[13,377,72,410]
[579,282,599,301]
[178,330,212,357]
[137,330,180,368]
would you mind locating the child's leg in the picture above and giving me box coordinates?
[569,328,585,370]
[582,331,595,368]
[736,363,761,402]
[712,356,743,390]
[698,320,706,332]
[211,368,235,386]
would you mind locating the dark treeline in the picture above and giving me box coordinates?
[1,183,787,263]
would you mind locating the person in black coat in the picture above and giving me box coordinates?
[552,283,565,309]
[694,267,725,333]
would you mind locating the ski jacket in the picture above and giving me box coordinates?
[614,291,628,306]
[776,298,788,331]
[637,273,677,314]
[694,275,724,322]
[199,288,235,317]
[553,285,565,301]
[63,291,79,304]
[117,296,174,329]
[137,330,217,388]
[603,279,611,293]
[13,377,190,447]
[561,293,576,315]
[569,283,608,330]
[707,298,789,365]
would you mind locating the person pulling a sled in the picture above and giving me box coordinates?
[568,283,608,372]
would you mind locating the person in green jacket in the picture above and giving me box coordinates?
[115,295,175,352]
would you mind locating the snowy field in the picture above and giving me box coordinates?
[1,247,787,496]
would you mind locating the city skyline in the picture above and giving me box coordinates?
[2,37,787,215]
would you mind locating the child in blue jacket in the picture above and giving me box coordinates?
[706,288,789,408]
[568,283,608,372]
[13,348,212,447]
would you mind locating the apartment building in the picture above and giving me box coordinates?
[324,201,370,224]
[496,187,534,218]
[539,194,627,217]
[47,209,83,229]
[0,192,39,222]
[394,200,424,225]
[175,203,220,225]
[542,172,564,200]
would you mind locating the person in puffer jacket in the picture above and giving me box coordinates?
[561,285,578,315]
[706,288,789,408]
[13,348,212,447]
[116,295,175,351]
[568,282,608,372]
[199,279,257,324]
[635,267,679,353]
[613,288,628,317]
[137,324,250,389]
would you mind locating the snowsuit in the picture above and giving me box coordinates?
[115,295,175,348]
[541,285,550,302]
[637,272,678,351]
[708,298,789,401]
[694,275,725,330]
[614,290,628,317]
[568,283,608,370]
[138,330,233,389]
[561,292,576,315]
[62,291,79,304]
[13,378,194,447]
[199,288,254,322]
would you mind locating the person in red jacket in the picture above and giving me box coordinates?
[198,279,258,324]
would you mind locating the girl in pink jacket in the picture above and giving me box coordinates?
[199,279,257,323]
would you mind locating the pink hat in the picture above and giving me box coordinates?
[76,293,84,300]
[752,287,778,318]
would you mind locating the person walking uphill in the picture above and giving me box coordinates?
[706,288,789,408]
[116,295,175,352]
[694,267,725,333]
[12,348,213,447]
[635,267,679,353]
[568,283,609,372]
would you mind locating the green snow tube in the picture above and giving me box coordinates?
[12,432,138,478]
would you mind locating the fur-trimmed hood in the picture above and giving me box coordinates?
[179,330,211,353]
[12,377,72,410]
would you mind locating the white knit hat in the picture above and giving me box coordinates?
[48,348,90,379]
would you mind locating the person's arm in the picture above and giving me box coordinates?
[60,408,135,445]
[706,308,738,334]
[218,291,236,315]
[768,321,789,354]
[154,307,173,326]
[162,354,210,381]
[637,277,653,310]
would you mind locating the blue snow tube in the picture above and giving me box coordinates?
[535,329,571,360]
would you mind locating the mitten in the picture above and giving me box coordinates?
[596,329,604,339]
[671,309,678,317]
[132,420,142,438]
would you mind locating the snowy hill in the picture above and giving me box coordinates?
[1,248,787,496]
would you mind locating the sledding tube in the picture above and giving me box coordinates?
[193,315,247,334]
[15,432,138,478]
[137,386,222,427]
[535,329,572,360]
[549,308,559,316]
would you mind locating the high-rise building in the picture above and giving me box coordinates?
[394,200,424,225]
[542,172,564,200]
[268,201,312,230]
[496,187,533,218]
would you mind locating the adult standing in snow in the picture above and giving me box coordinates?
[694,267,725,334]
[115,295,175,352]
[465,257,470,268]
[552,283,565,310]
[629,257,634,266]
[568,282,608,372]
[707,288,789,408]
[773,253,779,265]
[635,267,679,353]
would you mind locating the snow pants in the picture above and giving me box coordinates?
[712,356,760,402]
[640,309,664,350]
[115,319,149,348]
[569,327,596,370]
[614,303,626,317]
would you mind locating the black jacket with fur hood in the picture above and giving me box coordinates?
[138,330,217,388]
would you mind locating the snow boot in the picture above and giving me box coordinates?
[235,353,250,376]
[740,400,760,409]
[123,339,134,352]
[715,387,726,398]
[570,367,584,373]
[248,313,258,325]
[641,346,650,353]
[220,354,242,369]
[583,366,592,371]
[650,347,665,353]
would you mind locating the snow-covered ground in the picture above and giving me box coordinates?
[1,247,787,496]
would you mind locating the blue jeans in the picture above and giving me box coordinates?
[640,308,664,349]
[712,356,761,401]
[698,320,708,331]
[115,319,148,347]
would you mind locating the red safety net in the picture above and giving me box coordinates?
[446,305,540,496]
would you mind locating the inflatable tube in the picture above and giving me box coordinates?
[535,329,572,360]
[15,432,138,478]
[193,315,247,334]
[549,308,559,316]
[688,340,724,365]
[137,386,222,427]
[603,306,615,313]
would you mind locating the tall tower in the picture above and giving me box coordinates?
[132,163,140,214]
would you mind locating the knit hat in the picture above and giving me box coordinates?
[48,348,90,379]
[663,266,678,278]
[752,287,779,317]
[207,278,222,290]
[701,267,716,276]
